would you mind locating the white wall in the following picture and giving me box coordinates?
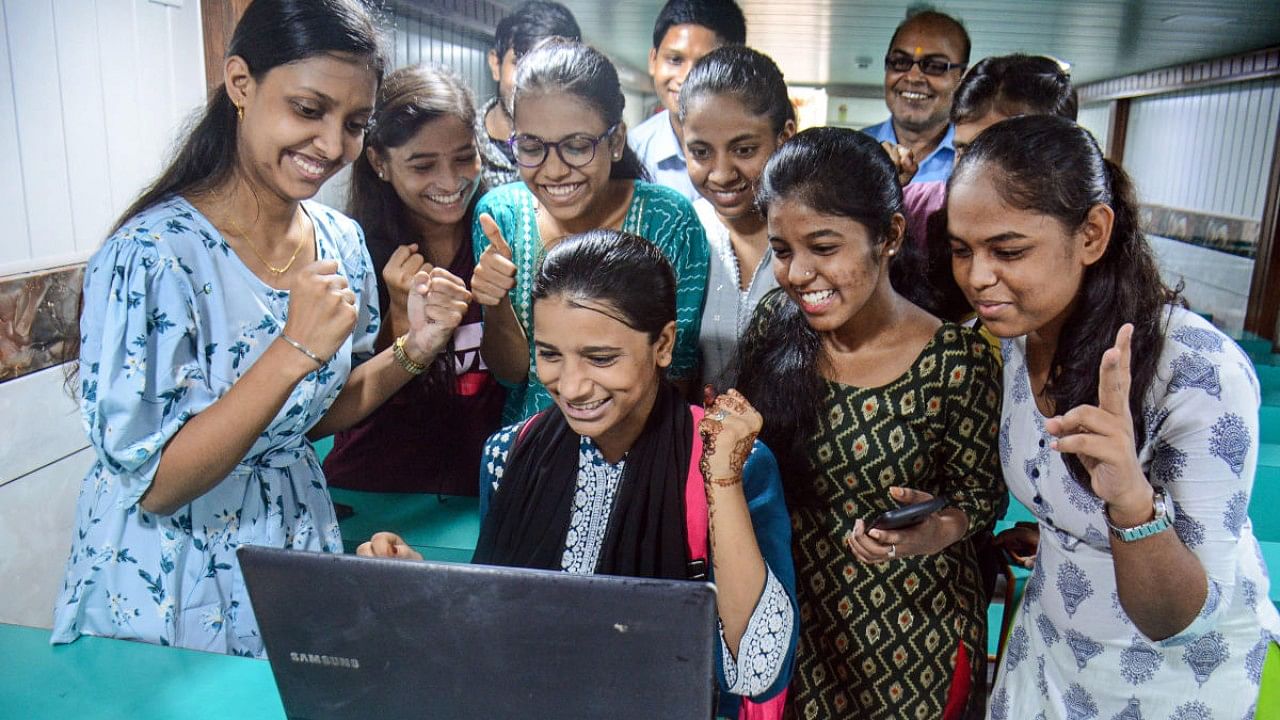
[0,0,205,628]
[1076,102,1111,156]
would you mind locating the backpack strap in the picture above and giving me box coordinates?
[685,406,709,579]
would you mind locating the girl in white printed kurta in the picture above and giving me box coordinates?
[51,0,473,656]
[946,114,1280,719]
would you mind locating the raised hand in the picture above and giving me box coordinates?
[282,259,359,365]
[881,141,918,186]
[1044,324,1152,523]
[471,214,517,307]
[699,387,762,489]
[402,266,472,364]
[356,531,423,562]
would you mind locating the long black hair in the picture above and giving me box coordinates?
[950,114,1178,482]
[532,229,676,341]
[68,0,386,391]
[735,127,907,492]
[509,39,648,181]
[350,63,481,270]
[677,45,795,135]
[111,0,387,233]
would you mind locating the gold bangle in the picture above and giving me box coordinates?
[393,334,427,375]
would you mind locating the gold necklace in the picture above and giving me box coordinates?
[224,210,307,276]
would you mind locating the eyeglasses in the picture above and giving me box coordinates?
[508,125,619,169]
[884,53,966,76]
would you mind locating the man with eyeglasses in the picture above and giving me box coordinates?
[863,9,970,185]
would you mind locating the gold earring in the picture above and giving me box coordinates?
[235,104,244,122]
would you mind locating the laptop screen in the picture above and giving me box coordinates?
[239,546,719,720]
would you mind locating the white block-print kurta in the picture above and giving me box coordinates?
[989,307,1280,720]
[51,197,378,657]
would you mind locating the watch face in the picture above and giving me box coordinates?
[1154,488,1173,520]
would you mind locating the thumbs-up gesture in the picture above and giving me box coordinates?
[1044,324,1152,519]
[472,214,518,307]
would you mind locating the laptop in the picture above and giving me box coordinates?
[238,546,719,720]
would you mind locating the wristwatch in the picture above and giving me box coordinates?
[1106,487,1174,542]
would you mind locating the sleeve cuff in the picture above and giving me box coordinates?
[718,567,795,696]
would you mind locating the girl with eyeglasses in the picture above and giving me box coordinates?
[469,38,710,424]
[320,64,505,495]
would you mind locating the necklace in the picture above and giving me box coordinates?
[224,210,307,276]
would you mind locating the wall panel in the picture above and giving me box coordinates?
[1076,102,1111,153]
[1125,78,1280,222]
[0,1,31,268]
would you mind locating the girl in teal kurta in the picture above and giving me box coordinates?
[468,39,708,424]
[474,180,708,422]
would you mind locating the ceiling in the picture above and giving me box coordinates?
[549,0,1280,90]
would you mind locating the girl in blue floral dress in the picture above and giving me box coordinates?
[51,0,473,657]
[947,115,1280,719]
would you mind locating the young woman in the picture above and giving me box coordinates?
[735,127,1003,720]
[948,114,1280,719]
[322,64,504,495]
[363,231,797,718]
[920,54,1078,324]
[51,0,472,656]
[677,46,795,387]
[469,38,709,424]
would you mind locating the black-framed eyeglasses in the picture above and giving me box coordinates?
[884,53,966,76]
[507,124,619,169]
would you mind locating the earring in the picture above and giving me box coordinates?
[235,104,244,122]
[888,249,897,256]
[378,172,386,180]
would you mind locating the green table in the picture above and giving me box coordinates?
[0,623,284,720]
[330,488,480,563]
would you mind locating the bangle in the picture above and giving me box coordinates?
[279,332,324,367]
[393,334,427,375]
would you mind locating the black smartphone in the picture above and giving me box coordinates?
[868,497,948,530]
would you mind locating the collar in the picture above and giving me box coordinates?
[647,110,686,164]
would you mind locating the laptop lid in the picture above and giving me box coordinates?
[238,546,718,720]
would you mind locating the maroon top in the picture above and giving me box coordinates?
[323,240,505,495]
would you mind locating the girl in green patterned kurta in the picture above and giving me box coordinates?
[735,128,1003,720]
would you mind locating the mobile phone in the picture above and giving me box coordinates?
[868,497,948,530]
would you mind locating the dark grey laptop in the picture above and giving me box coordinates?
[238,546,718,720]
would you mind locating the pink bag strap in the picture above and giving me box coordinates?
[685,405,709,564]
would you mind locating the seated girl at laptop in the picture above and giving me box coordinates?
[360,230,797,718]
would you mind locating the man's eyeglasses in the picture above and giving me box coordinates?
[508,125,619,169]
[884,53,966,76]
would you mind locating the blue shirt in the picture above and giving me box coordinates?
[628,109,698,202]
[862,118,957,184]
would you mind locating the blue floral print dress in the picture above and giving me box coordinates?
[51,196,378,657]
[989,306,1280,720]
